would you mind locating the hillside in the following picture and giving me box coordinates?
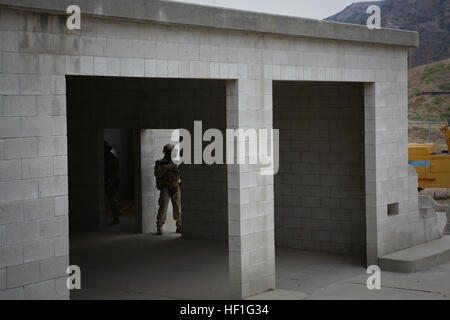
[408,58,450,150]
[408,58,450,121]
[325,0,450,67]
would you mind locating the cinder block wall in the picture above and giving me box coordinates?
[0,4,414,299]
[67,77,228,240]
[274,82,366,256]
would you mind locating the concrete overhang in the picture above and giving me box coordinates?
[0,0,419,47]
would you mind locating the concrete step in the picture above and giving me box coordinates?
[379,236,450,273]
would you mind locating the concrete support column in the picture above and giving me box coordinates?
[364,83,379,266]
[365,74,412,263]
[227,79,275,299]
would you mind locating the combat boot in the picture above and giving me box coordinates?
[156,226,163,235]
[176,225,181,234]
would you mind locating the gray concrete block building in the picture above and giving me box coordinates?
[0,0,437,300]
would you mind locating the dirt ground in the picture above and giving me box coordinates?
[409,123,448,151]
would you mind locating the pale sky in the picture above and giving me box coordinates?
[170,0,376,20]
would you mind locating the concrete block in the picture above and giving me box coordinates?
[0,244,23,268]
[311,230,331,242]
[0,225,5,247]
[53,156,67,176]
[1,179,38,202]
[4,137,37,159]
[24,239,54,263]
[332,232,352,244]
[55,277,69,298]
[0,74,20,95]
[39,255,69,281]
[7,262,39,288]
[53,116,66,135]
[168,60,179,77]
[3,95,36,116]
[54,236,69,257]
[2,52,37,74]
[94,57,108,75]
[156,60,168,77]
[38,175,68,198]
[1,31,19,52]
[39,216,68,239]
[21,116,53,137]
[144,59,157,77]
[6,221,38,245]
[54,136,67,156]
[106,57,120,76]
[0,268,5,290]
[24,279,56,300]
[65,56,83,75]
[200,45,220,62]
[52,76,66,95]
[19,75,52,95]
[37,136,56,156]
[54,196,68,216]
[0,139,4,160]
[0,159,21,181]
[0,117,21,138]
[0,287,23,300]
[0,201,23,224]
[37,54,66,75]
[23,198,54,220]
[37,136,67,156]
[210,62,220,78]
[22,157,53,178]
[36,95,66,116]
[120,58,145,77]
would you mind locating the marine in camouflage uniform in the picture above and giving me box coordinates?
[154,144,181,235]
[104,141,121,226]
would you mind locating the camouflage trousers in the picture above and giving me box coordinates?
[156,186,181,228]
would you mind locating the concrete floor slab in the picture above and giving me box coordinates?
[246,289,307,300]
[69,218,450,300]
[70,218,229,300]
[307,282,449,300]
[275,248,366,294]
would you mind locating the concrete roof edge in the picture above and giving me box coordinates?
[0,0,419,47]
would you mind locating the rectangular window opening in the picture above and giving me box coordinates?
[388,203,399,216]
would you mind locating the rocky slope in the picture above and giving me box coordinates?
[325,0,450,67]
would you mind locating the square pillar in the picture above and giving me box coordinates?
[365,74,412,264]
[364,83,379,265]
[226,79,275,299]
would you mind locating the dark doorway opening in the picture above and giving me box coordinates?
[66,76,229,299]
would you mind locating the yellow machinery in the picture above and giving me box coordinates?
[409,123,450,189]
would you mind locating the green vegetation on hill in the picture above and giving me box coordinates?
[408,58,450,122]
[421,62,450,85]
